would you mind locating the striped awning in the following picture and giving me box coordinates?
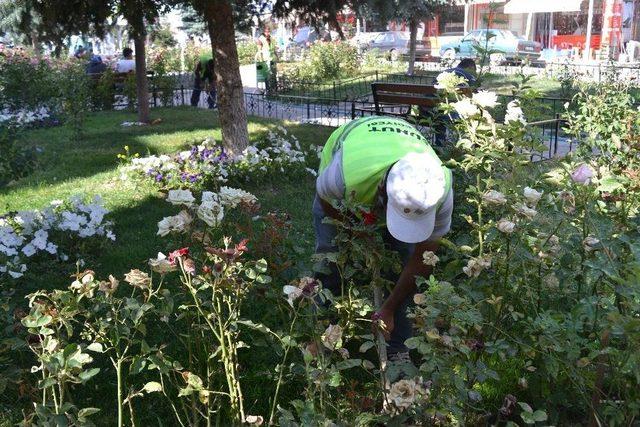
[504,0,582,14]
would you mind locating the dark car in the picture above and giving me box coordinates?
[366,31,431,61]
[292,26,328,48]
[439,29,542,65]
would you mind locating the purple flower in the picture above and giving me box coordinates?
[189,174,199,183]
[571,164,594,185]
[155,173,163,182]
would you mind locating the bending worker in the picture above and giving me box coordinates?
[313,116,453,359]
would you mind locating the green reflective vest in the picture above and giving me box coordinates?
[318,116,452,207]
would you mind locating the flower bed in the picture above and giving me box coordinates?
[121,126,319,190]
[0,195,115,279]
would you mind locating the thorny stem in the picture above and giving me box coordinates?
[268,308,300,425]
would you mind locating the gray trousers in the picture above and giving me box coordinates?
[312,195,416,354]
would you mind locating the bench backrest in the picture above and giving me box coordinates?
[371,82,440,115]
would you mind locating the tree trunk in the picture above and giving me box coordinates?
[204,0,250,154]
[129,12,150,124]
[407,18,418,76]
[31,31,41,55]
[328,1,346,41]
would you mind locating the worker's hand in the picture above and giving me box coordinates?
[372,309,394,341]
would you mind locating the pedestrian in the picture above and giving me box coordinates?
[313,116,454,361]
[86,54,107,75]
[114,47,135,73]
[256,27,277,93]
[190,54,216,109]
[446,58,478,86]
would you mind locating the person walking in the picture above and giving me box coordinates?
[313,116,454,360]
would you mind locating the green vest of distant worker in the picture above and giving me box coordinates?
[197,54,214,80]
[318,116,452,207]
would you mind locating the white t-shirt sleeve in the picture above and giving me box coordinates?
[316,149,345,201]
[428,189,454,241]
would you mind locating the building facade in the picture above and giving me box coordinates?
[427,0,639,58]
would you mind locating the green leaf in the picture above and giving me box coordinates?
[256,274,272,284]
[245,268,257,280]
[518,402,533,413]
[532,410,547,422]
[255,259,268,273]
[143,381,163,393]
[336,359,361,370]
[78,407,100,419]
[22,314,53,329]
[236,320,273,335]
[78,368,100,383]
[359,341,375,353]
[86,343,103,353]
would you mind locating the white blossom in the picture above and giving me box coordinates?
[472,90,499,108]
[505,100,526,125]
[167,189,195,207]
[523,187,543,206]
[422,251,439,266]
[453,98,480,118]
[197,200,224,227]
[434,71,466,90]
[496,218,516,234]
[463,256,492,278]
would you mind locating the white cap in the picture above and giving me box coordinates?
[386,152,446,244]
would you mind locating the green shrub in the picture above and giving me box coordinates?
[285,41,359,82]
[0,52,58,111]
[237,40,258,66]
[56,62,92,141]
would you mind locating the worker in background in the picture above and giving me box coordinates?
[190,54,216,109]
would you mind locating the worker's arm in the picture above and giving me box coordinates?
[376,239,439,339]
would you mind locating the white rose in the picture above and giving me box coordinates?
[453,98,480,118]
[197,200,224,227]
[505,100,526,125]
[523,187,543,206]
[167,189,195,207]
[496,218,516,234]
[434,71,466,90]
[157,212,190,237]
[472,90,499,108]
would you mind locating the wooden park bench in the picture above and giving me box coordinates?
[352,81,472,121]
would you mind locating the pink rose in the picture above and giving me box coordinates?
[571,164,594,185]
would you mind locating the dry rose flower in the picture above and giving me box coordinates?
[148,252,176,274]
[463,256,492,278]
[422,251,439,266]
[482,190,507,205]
[413,293,427,305]
[98,275,119,296]
[514,203,537,219]
[124,269,151,289]
[388,378,427,411]
[496,218,516,234]
[583,236,600,252]
[321,324,343,350]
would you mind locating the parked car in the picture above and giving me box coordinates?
[349,32,383,50]
[439,29,542,64]
[292,26,328,48]
[365,31,431,61]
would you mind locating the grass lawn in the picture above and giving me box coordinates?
[1,107,335,292]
